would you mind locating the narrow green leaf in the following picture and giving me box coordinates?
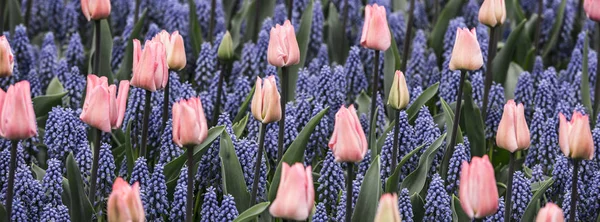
[233,113,249,138]
[6,0,23,34]
[582,31,592,113]
[116,10,147,81]
[452,195,470,222]
[352,155,381,222]
[233,85,255,123]
[46,77,65,95]
[492,19,525,84]
[514,14,538,67]
[327,2,347,64]
[400,133,446,195]
[369,107,379,156]
[220,131,250,212]
[123,122,135,177]
[32,92,68,118]
[504,62,525,100]
[242,0,275,44]
[384,30,402,110]
[187,0,203,56]
[230,0,250,49]
[542,0,566,58]
[406,83,439,122]
[233,202,271,222]
[385,144,425,193]
[31,164,46,181]
[0,204,6,221]
[521,178,554,221]
[66,153,94,221]
[511,0,526,22]
[410,193,425,221]
[430,0,467,58]
[287,0,314,100]
[88,20,114,83]
[462,82,485,157]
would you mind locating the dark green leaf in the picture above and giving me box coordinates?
[355,91,371,115]
[88,20,114,83]
[542,0,566,58]
[230,0,250,49]
[220,131,250,212]
[452,195,470,222]
[384,30,402,110]
[410,193,425,221]
[582,31,592,113]
[32,92,68,118]
[369,107,379,156]
[116,10,147,81]
[0,203,6,221]
[522,178,554,221]
[430,0,467,58]
[66,153,94,221]
[401,133,446,195]
[233,113,249,138]
[287,0,314,100]
[6,0,23,34]
[233,85,255,123]
[385,144,425,193]
[514,15,538,67]
[504,62,524,100]
[510,0,526,22]
[406,83,439,122]
[187,0,203,56]
[327,2,347,64]
[462,82,485,157]
[492,19,525,84]
[46,77,65,96]
[242,0,275,45]
[233,202,271,222]
[352,155,381,222]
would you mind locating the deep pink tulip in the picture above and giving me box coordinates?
[81,0,111,21]
[360,4,391,51]
[251,76,281,124]
[172,97,208,147]
[535,203,564,222]
[496,100,530,153]
[374,193,401,222]
[459,155,499,219]
[0,36,14,77]
[0,81,36,140]
[80,75,130,133]
[449,28,484,71]
[558,111,594,160]
[478,0,506,27]
[328,105,368,162]
[153,30,186,71]
[269,163,314,220]
[585,0,600,22]
[107,177,145,222]
[267,20,300,67]
[131,39,168,92]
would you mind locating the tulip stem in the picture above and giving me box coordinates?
[140,90,151,158]
[390,109,401,176]
[287,0,293,20]
[94,20,101,76]
[250,123,267,207]
[400,0,416,71]
[0,0,5,32]
[534,0,543,55]
[162,71,170,130]
[253,0,261,42]
[186,145,195,222]
[25,0,33,29]
[212,63,227,127]
[134,0,141,23]
[5,140,17,220]
[278,67,289,164]
[209,0,216,43]
[370,50,380,131]
[482,26,499,124]
[341,0,348,61]
[447,70,467,159]
[503,152,516,222]
[89,128,101,205]
[346,163,354,222]
[569,159,580,222]
[593,22,600,123]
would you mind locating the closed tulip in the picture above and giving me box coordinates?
[107,177,145,222]
[217,31,235,61]
[387,70,410,110]
[449,28,484,71]
[0,36,14,77]
[172,97,208,147]
[535,203,564,222]
[267,20,300,67]
[153,30,186,71]
[80,75,130,133]
[496,100,530,153]
[585,0,600,22]
[131,39,168,92]
[459,155,499,219]
[328,105,368,162]
[270,163,314,220]
[479,0,506,27]
[374,193,401,222]
[81,0,111,21]
[251,76,281,124]
[558,111,594,160]
[0,81,36,140]
[360,4,391,51]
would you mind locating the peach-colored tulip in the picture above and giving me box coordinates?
[0,36,14,77]
[496,100,530,153]
[107,177,145,222]
[251,76,281,124]
[328,105,368,162]
[172,97,208,147]
[387,70,410,110]
[449,28,484,71]
[558,111,594,160]
[374,193,401,222]
[267,20,300,67]
[153,30,186,71]
[131,39,168,92]
[535,203,564,222]
[80,75,130,133]
[459,155,498,219]
[0,81,36,140]
[81,0,111,21]
[478,0,506,27]
[270,163,314,220]
[585,0,600,22]
[360,4,391,51]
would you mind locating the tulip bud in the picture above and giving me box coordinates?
[374,193,401,222]
[478,0,506,27]
[172,97,209,147]
[251,76,282,124]
[217,31,235,61]
[0,36,14,77]
[107,177,145,222]
[585,0,600,22]
[360,4,391,51]
[131,39,168,91]
[269,163,314,220]
[0,81,37,140]
[459,155,499,219]
[387,70,410,110]
[81,0,111,21]
[80,75,130,132]
[267,20,300,67]
[449,28,484,71]
[558,111,594,160]
[153,30,187,71]
[496,100,530,153]
[535,203,564,222]
[328,105,368,162]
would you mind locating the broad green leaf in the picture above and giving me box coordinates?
[542,0,566,58]
[452,195,470,222]
[369,107,379,155]
[400,133,446,195]
[430,0,467,58]
[510,0,526,22]
[233,113,249,138]
[46,77,65,95]
[352,155,381,222]
[287,0,314,100]
[116,10,147,81]
[504,62,524,100]
[66,153,94,221]
[242,0,275,44]
[582,31,592,113]
[521,178,554,221]
[230,0,250,49]
[410,193,425,221]
[385,144,425,193]
[88,20,114,83]
[233,202,271,222]
[233,85,255,123]
[406,83,439,122]
[355,91,371,115]
[492,19,525,84]
[187,0,203,56]
[327,2,347,64]
[6,0,23,34]
[514,14,538,68]
[462,82,485,157]
[220,131,250,212]
[32,92,68,119]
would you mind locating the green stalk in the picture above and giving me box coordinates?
[447,70,467,154]
[89,128,102,205]
[140,90,151,157]
[212,63,228,126]
[481,26,499,122]
[186,145,195,222]
[369,50,380,130]
[345,163,354,222]
[162,71,170,131]
[4,140,18,220]
[504,152,516,222]
[569,159,580,222]
[278,67,289,164]
[250,123,267,206]
[209,0,216,43]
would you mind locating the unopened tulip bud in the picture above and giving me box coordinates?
[107,177,145,222]
[172,97,209,147]
[459,155,499,219]
[387,70,410,110]
[535,203,564,222]
[449,28,484,71]
[360,4,391,51]
[558,111,594,160]
[479,0,506,27]
[585,0,600,22]
[251,76,281,124]
[269,163,314,220]
[217,31,235,61]
[80,75,130,132]
[328,105,368,162]
[153,30,186,71]
[131,39,168,91]
[0,36,14,77]
[374,193,401,222]
[0,81,37,140]
[81,0,111,21]
[496,100,530,153]
[267,20,300,67]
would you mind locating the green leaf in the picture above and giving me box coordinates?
[582,31,592,113]
[116,10,147,81]
[220,131,250,212]
[521,178,554,221]
[369,107,379,155]
[122,122,135,177]
[355,91,371,115]
[385,144,425,193]
[268,107,329,201]
[233,113,249,138]
[230,0,250,49]
[410,193,425,221]
[327,2,347,64]
[440,98,463,148]
[514,14,538,68]
[542,0,566,58]
[400,133,446,195]
[492,19,525,84]
[462,82,485,157]
[46,77,65,95]
[233,85,255,123]
[88,20,114,83]
[187,0,203,56]
[504,62,525,100]
[66,153,94,221]
[384,30,402,110]
[452,195,470,222]
[287,0,314,100]
[430,0,467,58]
[352,155,381,222]
[510,0,526,22]
[232,202,271,222]
[242,0,275,45]
[0,204,6,221]
[6,0,23,34]
[32,92,68,118]
[406,83,439,122]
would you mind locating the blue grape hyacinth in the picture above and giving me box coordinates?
[423,174,452,221]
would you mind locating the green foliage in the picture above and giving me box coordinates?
[352,155,381,222]
[220,131,251,212]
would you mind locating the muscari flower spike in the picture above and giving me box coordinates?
[144,164,169,220]
[45,107,87,162]
[218,194,239,221]
[446,143,471,195]
[96,143,116,204]
[398,188,414,222]
[130,157,150,188]
[42,158,63,207]
[312,202,329,222]
[318,150,345,211]
[345,46,368,100]
[423,174,452,221]
[511,171,532,221]
[200,186,219,222]
[170,167,188,221]
[235,138,267,202]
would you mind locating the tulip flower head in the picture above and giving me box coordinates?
[449,28,484,71]
[131,39,168,92]
[172,97,209,147]
[0,81,37,140]
[270,163,314,220]
[459,155,499,219]
[81,0,111,21]
[328,105,368,162]
[374,193,401,222]
[107,177,145,222]
[558,111,594,160]
[267,20,300,67]
[217,31,235,61]
[360,4,391,51]
[535,203,564,222]
[585,0,600,22]
[387,70,410,110]
[80,75,130,133]
[251,76,282,124]
[153,30,186,71]
[496,100,530,153]
[478,0,506,27]
[0,36,14,77]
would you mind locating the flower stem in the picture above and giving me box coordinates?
[370,50,380,130]
[0,0,5,32]
[504,152,516,222]
[253,0,261,42]
[390,109,401,175]
[482,26,499,123]
[534,0,543,55]
[186,145,195,222]
[140,90,151,157]
[278,67,289,164]
[346,163,354,222]
[287,0,293,20]
[94,20,101,75]
[341,0,348,60]
[593,22,600,122]
[209,0,216,43]
[212,63,227,126]
[162,71,170,130]
[25,0,33,29]
[448,70,467,156]
[89,128,101,205]
[134,0,141,23]
[250,123,267,206]
[569,159,580,222]
[5,140,18,220]
[400,0,416,71]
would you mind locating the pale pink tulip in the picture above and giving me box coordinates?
[479,0,506,27]
[131,39,168,92]
[81,0,111,21]
[153,30,186,70]
[107,177,145,222]
[251,76,281,124]
[360,4,391,51]
[449,28,484,71]
[387,70,410,110]
[267,20,300,67]
[80,75,130,132]
[172,97,208,147]
[585,0,600,22]
[535,203,564,222]
[374,193,401,222]
[0,81,36,140]
[270,163,314,220]
[0,36,14,77]
[558,111,594,160]
[496,100,530,153]
[459,155,499,219]
[328,105,368,162]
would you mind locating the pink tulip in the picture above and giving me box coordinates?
[496,100,530,153]
[153,30,187,71]
[478,0,506,27]
[558,111,594,160]
[107,177,145,222]
[374,193,401,222]
[81,0,111,21]
[80,75,130,133]
[0,36,14,77]
[172,97,208,147]
[585,0,600,22]
[267,20,300,67]
[328,105,368,162]
[251,76,281,124]
[0,81,36,140]
[535,203,564,222]
[459,155,499,219]
[449,28,484,71]
[360,4,391,51]
[269,163,314,220]
[131,39,168,92]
